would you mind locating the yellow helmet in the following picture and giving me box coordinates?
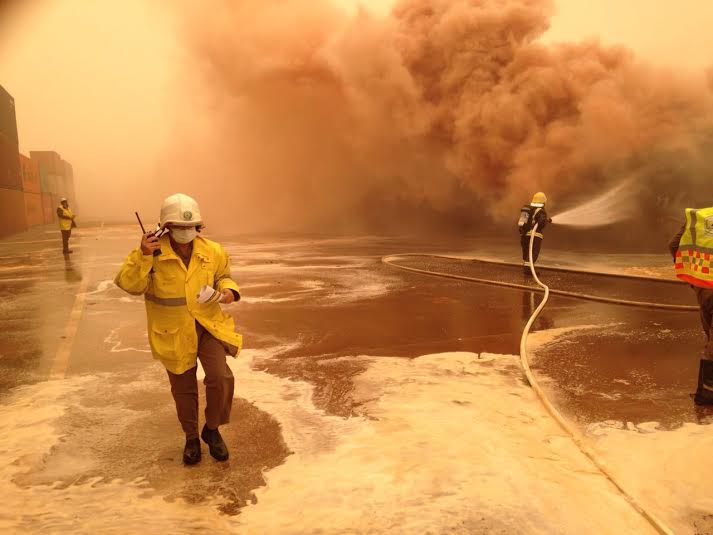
[531,192,547,205]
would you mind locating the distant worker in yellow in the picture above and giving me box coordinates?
[669,208,713,405]
[56,197,77,255]
[518,192,552,275]
[115,193,243,464]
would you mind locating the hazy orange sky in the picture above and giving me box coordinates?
[0,0,711,224]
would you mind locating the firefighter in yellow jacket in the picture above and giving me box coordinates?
[115,193,243,464]
[56,197,76,255]
[669,207,713,405]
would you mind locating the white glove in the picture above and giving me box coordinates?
[197,285,222,304]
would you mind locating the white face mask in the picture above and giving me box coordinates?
[170,227,198,244]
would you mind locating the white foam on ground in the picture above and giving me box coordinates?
[241,280,328,304]
[80,279,141,304]
[587,422,713,534]
[0,377,233,533]
[83,279,116,296]
[230,351,655,534]
[526,325,613,356]
[104,326,151,353]
[4,339,705,533]
[527,325,713,534]
[323,269,400,303]
[241,264,398,304]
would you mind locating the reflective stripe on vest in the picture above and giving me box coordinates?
[675,207,713,288]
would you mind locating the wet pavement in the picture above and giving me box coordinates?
[0,225,711,533]
[384,255,713,428]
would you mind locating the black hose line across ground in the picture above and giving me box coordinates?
[383,254,697,312]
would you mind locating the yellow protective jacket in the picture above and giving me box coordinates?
[675,207,713,288]
[57,206,74,231]
[114,235,243,374]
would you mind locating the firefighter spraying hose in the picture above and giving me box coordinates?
[520,223,674,535]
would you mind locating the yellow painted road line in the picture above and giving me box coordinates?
[0,238,61,246]
[49,256,95,380]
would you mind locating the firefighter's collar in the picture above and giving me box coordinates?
[191,236,212,262]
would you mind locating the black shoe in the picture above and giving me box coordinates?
[201,424,229,461]
[694,359,713,406]
[183,437,202,465]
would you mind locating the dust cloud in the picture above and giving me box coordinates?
[164,0,713,234]
[3,0,713,235]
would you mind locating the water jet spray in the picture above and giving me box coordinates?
[551,180,639,228]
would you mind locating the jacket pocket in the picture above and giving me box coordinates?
[150,325,180,361]
[153,273,178,295]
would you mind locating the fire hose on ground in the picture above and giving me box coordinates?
[382,227,678,534]
[520,225,674,535]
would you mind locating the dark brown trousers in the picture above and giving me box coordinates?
[521,235,542,264]
[694,287,713,359]
[166,322,235,439]
[61,229,71,252]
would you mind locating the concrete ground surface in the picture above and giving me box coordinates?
[0,224,711,534]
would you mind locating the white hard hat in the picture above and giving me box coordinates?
[160,193,203,227]
[60,197,68,202]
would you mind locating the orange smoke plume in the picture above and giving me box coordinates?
[170,0,713,232]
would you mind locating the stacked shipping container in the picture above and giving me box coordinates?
[0,84,78,238]
[0,84,18,146]
[62,159,77,209]
[30,151,78,224]
[30,150,63,224]
[0,84,26,237]
[20,154,43,227]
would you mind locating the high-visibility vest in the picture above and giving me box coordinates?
[57,206,74,231]
[675,207,713,288]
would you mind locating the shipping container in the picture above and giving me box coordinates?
[51,194,61,223]
[19,153,41,193]
[55,175,65,198]
[40,174,53,194]
[66,176,76,203]
[41,192,55,224]
[23,191,43,227]
[38,166,51,193]
[32,151,63,174]
[0,85,18,146]
[63,160,73,180]
[61,160,76,205]
[0,187,27,238]
[51,174,65,196]
[0,132,21,190]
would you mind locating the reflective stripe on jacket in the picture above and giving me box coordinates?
[57,206,74,231]
[114,235,243,374]
[675,207,713,288]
